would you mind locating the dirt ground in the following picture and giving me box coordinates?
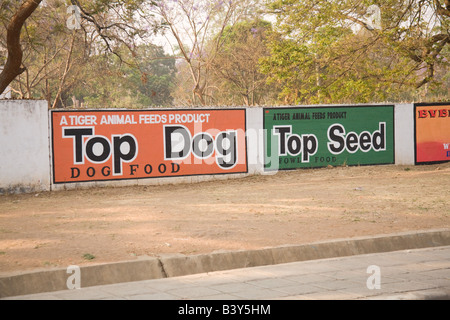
[1,163,449,275]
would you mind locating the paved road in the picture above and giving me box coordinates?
[3,246,449,301]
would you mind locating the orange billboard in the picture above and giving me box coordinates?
[415,103,450,164]
[51,109,248,183]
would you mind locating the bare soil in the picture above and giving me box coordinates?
[0,163,449,275]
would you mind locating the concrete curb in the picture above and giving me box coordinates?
[370,288,450,300]
[1,228,449,298]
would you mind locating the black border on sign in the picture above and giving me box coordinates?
[262,105,396,171]
[50,108,248,184]
[413,101,450,165]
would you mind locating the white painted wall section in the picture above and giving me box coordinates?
[394,104,415,165]
[0,102,442,194]
[245,107,265,174]
[0,100,50,194]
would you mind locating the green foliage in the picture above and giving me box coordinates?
[82,253,95,260]
[73,45,176,108]
[207,18,279,105]
[2,0,447,107]
[262,0,450,104]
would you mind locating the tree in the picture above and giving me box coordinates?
[151,0,260,105]
[1,0,164,107]
[262,0,450,104]
[131,45,176,107]
[68,0,160,61]
[72,44,176,108]
[0,0,42,95]
[209,18,278,105]
[2,1,101,108]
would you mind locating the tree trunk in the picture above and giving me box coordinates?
[0,0,43,95]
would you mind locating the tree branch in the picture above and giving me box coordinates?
[434,0,450,17]
[0,0,42,95]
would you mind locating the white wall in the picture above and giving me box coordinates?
[0,102,425,194]
[0,100,50,194]
[394,104,415,165]
[245,107,265,174]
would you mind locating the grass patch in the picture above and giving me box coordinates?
[82,253,95,260]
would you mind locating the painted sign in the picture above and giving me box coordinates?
[264,105,395,170]
[51,109,248,183]
[415,103,450,164]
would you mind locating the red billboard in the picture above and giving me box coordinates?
[51,109,248,183]
[415,103,450,164]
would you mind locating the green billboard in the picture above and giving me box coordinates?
[264,105,395,170]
